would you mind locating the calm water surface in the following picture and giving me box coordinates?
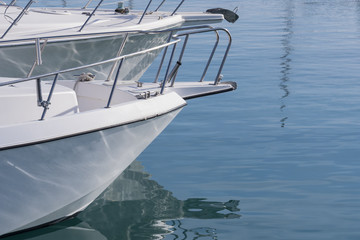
[8,0,360,239]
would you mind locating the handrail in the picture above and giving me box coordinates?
[174,27,232,85]
[0,35,180,120]
[0,26,231,86]
[156,26,231,92]
[0,36,181,87]
[0,26,232,119]
[169,28,219,85]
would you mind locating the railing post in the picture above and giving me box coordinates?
[36,78,43,106]
[107,33,129,81]
[154,0,166,12]
[171,0,185,16]
[79,0,104,32]
[168,34,189,86]
[162,42,177,84]
[138,0,153,24]
[200,30,219,82]
[154,31,173,83]
[106,58,124,108]
[214,29,232,85]
[169,61,181,87]
[28,39,48,77]
[40,74,59,120]
[35,38,42,65]
[160,42,177,93]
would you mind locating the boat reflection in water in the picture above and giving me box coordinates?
[5,161,240,240]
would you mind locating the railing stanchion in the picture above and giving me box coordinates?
[40,73,59,120]
[79,0,105,32]
[106,58,124,108]
[214,29,232,85]
[171,0,185,16]
[200,30,219,82]
[155,0,166,12]
[36,78,43,106]
[107,33,129,81]
[35,38,42,66]
[160,42,177,93]
[28,39,48,77]
[138,0,153,24]
[161,41,177,87]
[169,34,189,86]
[154,31,173,83]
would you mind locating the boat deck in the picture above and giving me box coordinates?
[0,77,236,126]
[0,6,223,42]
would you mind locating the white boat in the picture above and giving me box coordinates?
[0,0,224,80]
[0,6,236,237]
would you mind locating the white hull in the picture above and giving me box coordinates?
[0,100,183,236]
[0,5,233,235]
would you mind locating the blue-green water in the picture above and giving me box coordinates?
[8,0,360,239]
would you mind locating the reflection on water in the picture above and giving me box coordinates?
[279,1,294,128]
[5,161,240,240]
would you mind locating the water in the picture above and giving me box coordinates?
[7,0,360,239]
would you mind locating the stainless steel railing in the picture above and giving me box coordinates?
[155,26,232,92]
[0,26,232,120]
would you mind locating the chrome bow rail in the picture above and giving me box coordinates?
[0,25,232,120]
[1,0,186,38]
